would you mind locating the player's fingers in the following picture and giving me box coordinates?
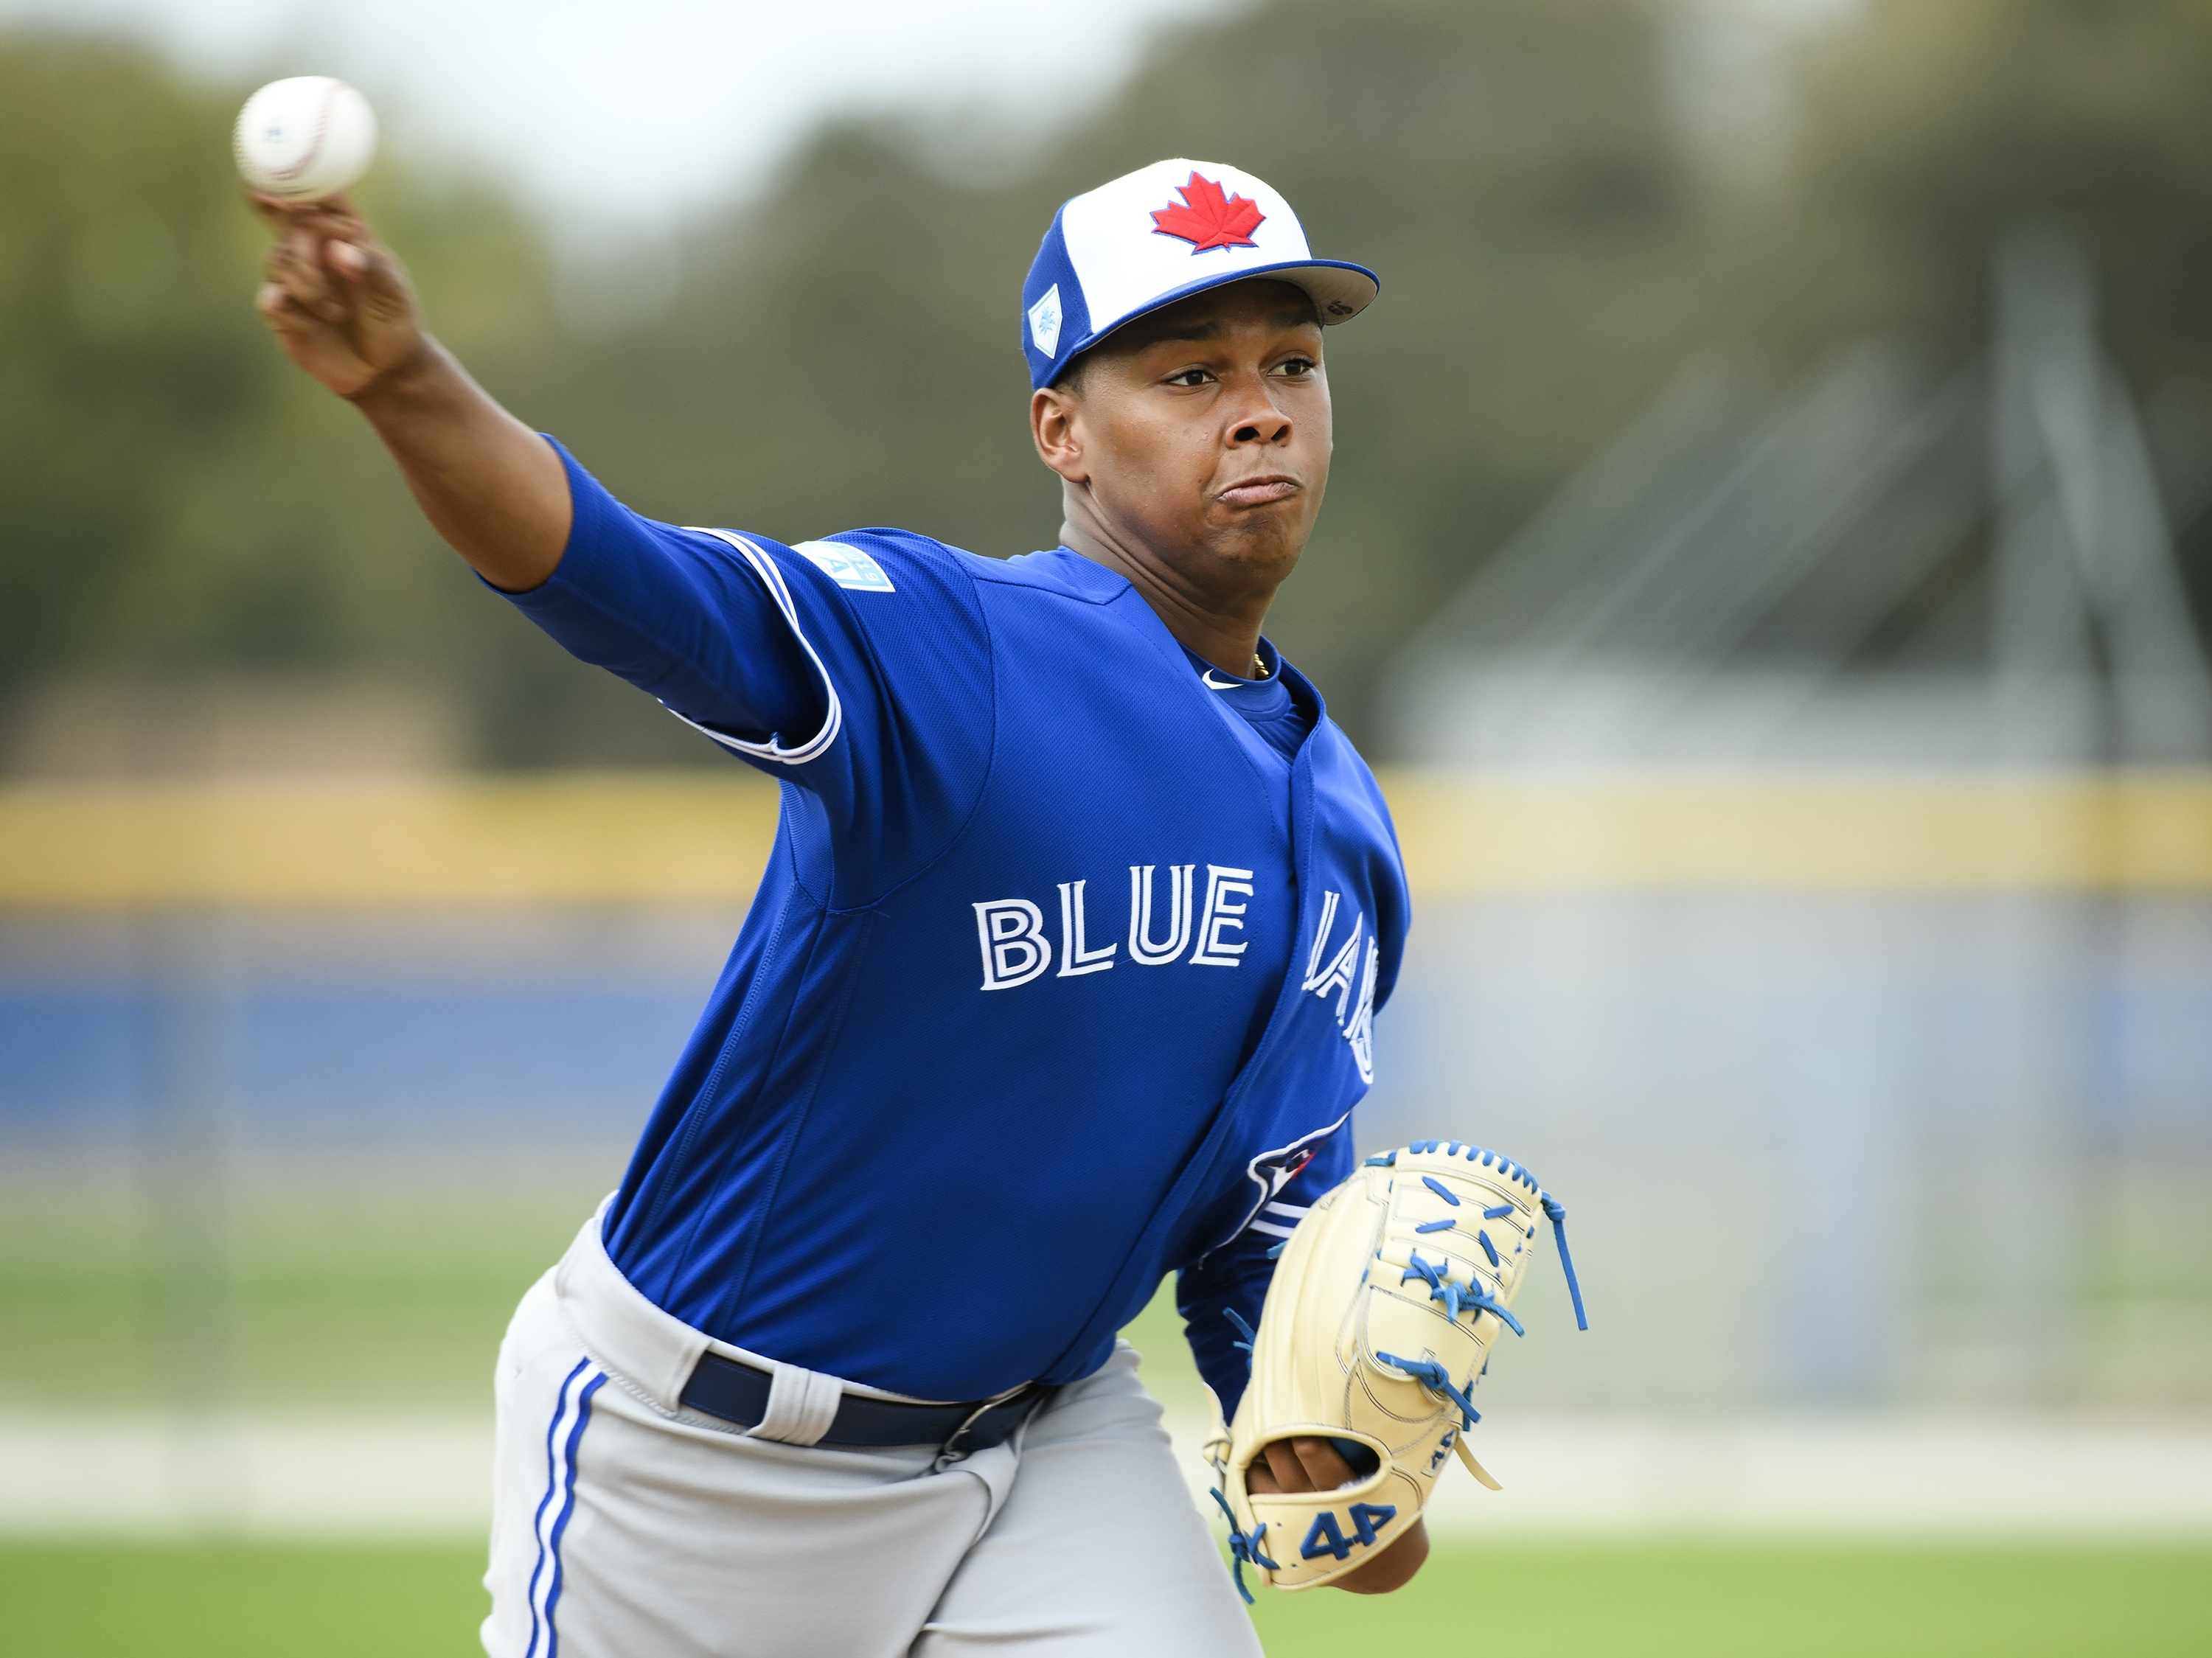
[312,191,367,231]
[334,239,421,343]
[1259,1440,1317,1494]
[1286,1435,1358,1491]
[262,234,317,288]
[249,192,354,257]
[247,189,327,231]
[267,223,347,322]
[329,237,402,300]
[300,195,384,262]
[254,280,321,335]
[263,220,313,285]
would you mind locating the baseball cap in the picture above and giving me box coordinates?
[1020,158,1380,390]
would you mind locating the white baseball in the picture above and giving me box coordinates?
[234,77,378,201]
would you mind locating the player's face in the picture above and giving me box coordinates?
[1032,280,1332,589]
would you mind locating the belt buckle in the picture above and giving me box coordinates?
[937,1384,1038,1460]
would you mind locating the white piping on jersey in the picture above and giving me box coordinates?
[1249,1218,1296,1240]
[664,528,845,766]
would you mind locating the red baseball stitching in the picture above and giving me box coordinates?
[254,80,335,185]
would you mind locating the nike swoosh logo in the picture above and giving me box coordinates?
[1202,670,1242,690]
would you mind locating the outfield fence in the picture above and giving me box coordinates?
[2,773,2207,1456]
[7,771,2212,907]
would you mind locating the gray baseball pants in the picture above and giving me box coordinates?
[480,1205,1262,1657]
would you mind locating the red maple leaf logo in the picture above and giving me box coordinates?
[1150,172,1265,254]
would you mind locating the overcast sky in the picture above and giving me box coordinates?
[2,0,1857,242]
[0,0,1233,232]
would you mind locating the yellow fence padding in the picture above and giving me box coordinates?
[3,771,2211,908]
[1384,773,2212,896]
[0,773,781,908]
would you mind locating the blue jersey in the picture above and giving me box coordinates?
[504,446,1410,1413]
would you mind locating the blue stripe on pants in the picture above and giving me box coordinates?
[526,1359,593,1658]
[543,1371,608,1657]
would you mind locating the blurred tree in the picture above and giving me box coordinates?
[0,34,619,767]
[1724,0,2212,629]
[8,0,2212,766]
[545,0,1709,741]
[1750,0,2212,386]
[0,35,272,684]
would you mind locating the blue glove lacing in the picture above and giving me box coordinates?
[1208,1485,1278,1603]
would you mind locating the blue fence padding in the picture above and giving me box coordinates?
[1355,975,2212,1157]
[10,978,2212,1146]
[0,983,703,1140]
[0,992,147,1135]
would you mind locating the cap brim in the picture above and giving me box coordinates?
[1062,257,1380,367]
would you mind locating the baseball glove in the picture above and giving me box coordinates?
[1208,1140,1587,1596]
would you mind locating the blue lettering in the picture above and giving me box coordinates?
[1299,1511,1352,1561]
[1348,1502,1397,1545]
[1299,1504,1399,1561]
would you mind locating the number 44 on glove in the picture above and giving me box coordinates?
[1208,1141,1587,1596]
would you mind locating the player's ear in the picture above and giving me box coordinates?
[1030,385,1088,485]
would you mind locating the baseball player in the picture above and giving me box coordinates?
[253,157,1414,1655]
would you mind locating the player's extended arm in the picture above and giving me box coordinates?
[251,193,568,593]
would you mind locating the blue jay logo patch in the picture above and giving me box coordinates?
[1028,284,1063,357]
[1256,1145,1314,1197]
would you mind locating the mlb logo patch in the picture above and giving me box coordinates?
[793,540,895,593]
[1028,285,1063,357]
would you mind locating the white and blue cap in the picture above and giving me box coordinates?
[1020,158,1380,390]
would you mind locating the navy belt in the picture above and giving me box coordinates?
[679,1351,1048,1452]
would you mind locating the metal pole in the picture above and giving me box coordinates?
[143,903,244,1528]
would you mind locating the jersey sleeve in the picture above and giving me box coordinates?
[1175,1120,1359,1422]
[496,439,996,904]
[498,442,829,750]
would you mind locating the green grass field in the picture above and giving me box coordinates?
[6,1161,2210,1657]
[3,1541,2207,1657]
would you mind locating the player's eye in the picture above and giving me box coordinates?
[1270,355,1317,378]
[1164,366,1214,388]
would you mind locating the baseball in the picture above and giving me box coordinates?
[233,77,378,201]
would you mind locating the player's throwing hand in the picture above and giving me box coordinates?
[251,194,424,400]
[246,191,566,590]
